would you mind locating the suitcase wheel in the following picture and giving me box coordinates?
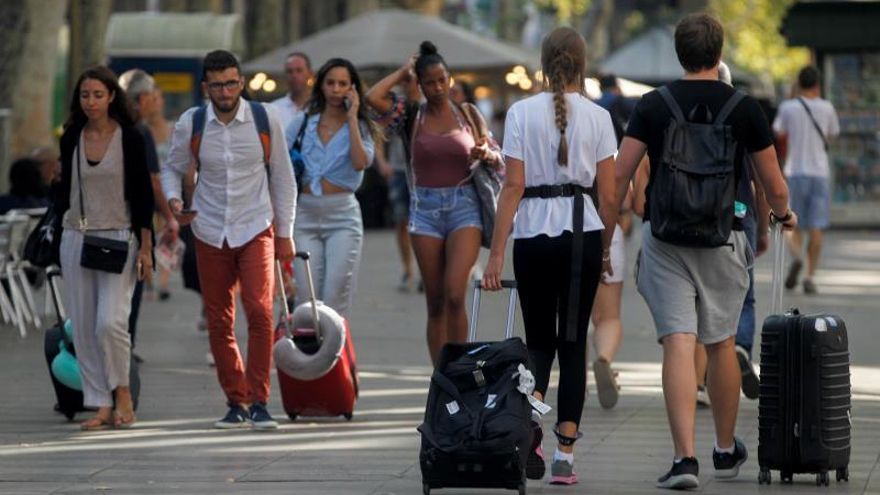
[758,468,771,485]
[287,413,298,421]
[781,471,793,484]
[518,480,526,495]
[836,467,849,482]
[816,471,829,486]
[344,412,353,421]
[422,482,430,495]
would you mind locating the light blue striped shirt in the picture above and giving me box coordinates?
[286,113,375,195]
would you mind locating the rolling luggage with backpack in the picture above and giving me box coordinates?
[757,225,851,486]
[273,252,359,420]
[419,280,533,495]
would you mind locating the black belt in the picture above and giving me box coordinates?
[523,183,593,342]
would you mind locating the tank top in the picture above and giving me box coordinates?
[411,109,476,188]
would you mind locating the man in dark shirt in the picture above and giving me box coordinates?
[614,13,797,489]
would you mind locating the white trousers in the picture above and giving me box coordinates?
[60,228,137,408]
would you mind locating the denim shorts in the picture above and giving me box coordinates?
[409,185,483,239]
[788,175,830,230]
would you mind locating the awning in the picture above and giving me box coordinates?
[781,1,880,50]
[105,12,245,58]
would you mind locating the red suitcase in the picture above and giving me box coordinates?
[273,253,359,421]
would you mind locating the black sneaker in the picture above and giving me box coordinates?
[249,402,279,430]
[214,404,249,429]
[736,346,760,400]
[713,437,748,479]
[525,412,546,480]
[784,259,802,290]
[656,457,699,490]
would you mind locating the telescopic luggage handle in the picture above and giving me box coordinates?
[46,267,66,325]
[276,251,321,339]
[468,279,518,343]
[770,223,785,316]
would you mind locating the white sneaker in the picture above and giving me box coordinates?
[696,386,711,408]
[206,352,215,367]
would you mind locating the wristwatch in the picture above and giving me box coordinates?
[770,208,793,224]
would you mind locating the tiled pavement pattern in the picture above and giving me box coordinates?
[1,227,879,494]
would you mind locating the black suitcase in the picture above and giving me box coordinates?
[43,269,141,419]
[43,269,86,420]
[757,227,851,486]
[419,280,531,495]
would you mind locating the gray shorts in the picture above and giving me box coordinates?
[635,222,753,344]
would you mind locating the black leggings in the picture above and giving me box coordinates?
[513,231,602,428]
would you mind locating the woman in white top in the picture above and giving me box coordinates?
[482,28,618,485]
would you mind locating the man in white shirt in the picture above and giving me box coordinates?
[773,65,840,294]
[270,52,313,130]
[162,50,296,430]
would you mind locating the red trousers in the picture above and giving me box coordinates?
[195,228,275,405]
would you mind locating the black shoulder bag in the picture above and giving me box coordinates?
[797,97,829,151]
[76,144,130,274]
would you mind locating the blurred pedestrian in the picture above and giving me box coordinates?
[161,50,296,430]
[286,58,378,318]
[614,14,796,489]
[0,157,50,214]
[483,27,618,484]
[366,41,503,365]
[773,65,840,295]
[272,52,313,130]
[450,79,475,106]
[55,65,154,430]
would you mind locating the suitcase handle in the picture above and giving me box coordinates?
[770,223,785,316]
[277,252,321,341]
[468,279,518,343]
[46,267,66,325]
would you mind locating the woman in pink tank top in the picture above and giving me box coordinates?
[367,41,502,365]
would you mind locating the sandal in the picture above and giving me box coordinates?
[113,409,136,429]
[80,415,113,431]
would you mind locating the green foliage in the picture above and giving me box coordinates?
[534,0,592,24]
[710,0,810,82]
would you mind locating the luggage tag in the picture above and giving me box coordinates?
[446,401,460,415]
[528,395,552,416]
[514,364,553,415]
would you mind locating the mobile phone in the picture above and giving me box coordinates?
[343,97,351,111]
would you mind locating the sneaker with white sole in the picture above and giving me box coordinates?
[696,386,711,408]
[713,437,748,479]
[657,457,699,490]
[736,346,759,400]
[249,402,279,430]
[214,404,249,429]
[549,457,578,485]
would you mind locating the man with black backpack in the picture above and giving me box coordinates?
[614,14,797,489]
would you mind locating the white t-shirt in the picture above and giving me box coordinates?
[502,92,617,239]
[772,97,840,178]
[270,95,303,133]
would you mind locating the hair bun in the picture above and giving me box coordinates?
[419,41,438,57]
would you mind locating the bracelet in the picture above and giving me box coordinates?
[770,208,792,223]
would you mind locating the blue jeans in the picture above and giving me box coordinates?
[735,217,757,356]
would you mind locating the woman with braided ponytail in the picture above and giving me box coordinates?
[482,27,619,485]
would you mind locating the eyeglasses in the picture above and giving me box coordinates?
[206,80,241,92]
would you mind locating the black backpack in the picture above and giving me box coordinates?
[418,338,532,485]
[649,86,745,247]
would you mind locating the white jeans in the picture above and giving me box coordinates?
[60,228,137,408]
[293,193,363,318]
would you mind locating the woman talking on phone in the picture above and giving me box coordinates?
[55,66,154,430]
[285,58,377,317]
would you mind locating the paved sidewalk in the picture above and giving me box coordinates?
[1,227,879,494]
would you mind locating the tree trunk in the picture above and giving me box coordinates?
[583,0,614,67]
[0,1,29,192]
[347,0,380,17]
[12,0,66,158]
[245,0,283,59]
[497,0,525,43]
[67,0,112,99]
[400,0,443,16]
[161,0,188,11]
[188,0,222,13]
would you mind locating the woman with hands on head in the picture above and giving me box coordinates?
[55,66,154,430]
[285,58,378,318]
[481,28,618,485]
[366,41,503,366]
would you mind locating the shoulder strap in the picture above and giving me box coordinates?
[248,100,272,178]
[189,105,207,170]
[797,97,829,150]
[715,91,746,125]
[658,86,686,124]
[291,113,309,151]
[458,102,486,141]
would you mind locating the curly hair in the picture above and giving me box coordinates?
[540,27,587,167]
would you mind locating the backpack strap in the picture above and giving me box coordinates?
[248,100,272,178]
[189,105,207,169]
[714,91,746,125]
[658,86,686,124]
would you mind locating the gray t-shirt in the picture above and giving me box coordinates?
[773,97,840,178]
[63,127,131,230]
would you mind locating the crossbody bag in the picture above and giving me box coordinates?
[76,143,130,274]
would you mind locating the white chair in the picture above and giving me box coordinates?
[0,220,26,336]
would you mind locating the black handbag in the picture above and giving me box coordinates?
[24,207,60,267]
[75,144,129,273]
